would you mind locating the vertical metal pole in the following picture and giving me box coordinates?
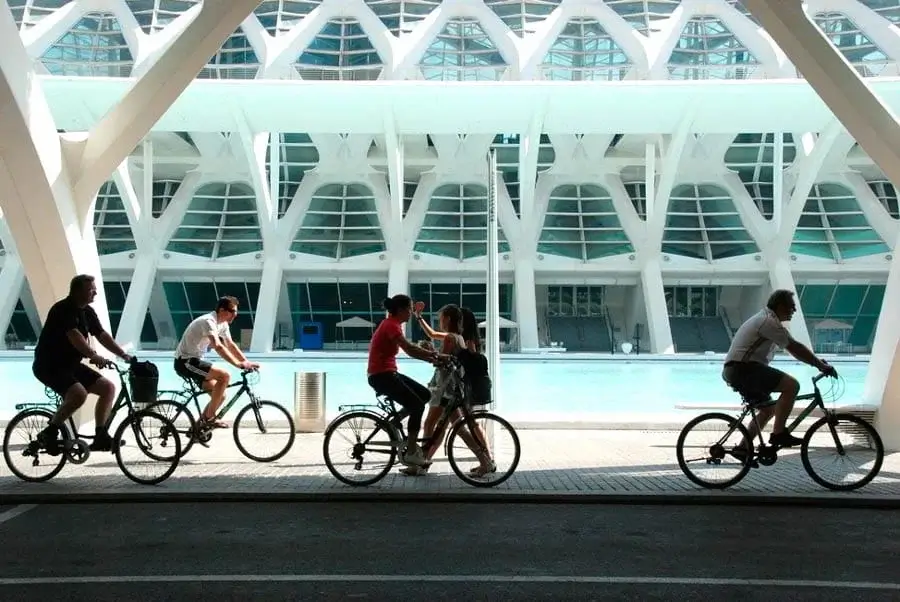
[773,131,784,232]
[486,149,500,452]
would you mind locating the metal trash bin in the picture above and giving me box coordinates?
[294,371,326,432]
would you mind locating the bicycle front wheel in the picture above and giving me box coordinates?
[233,401,296,462]
[323,411,399,486]
[3,408,67,482]
[676,412,753,489]
[801,413,884,491]
[446,412,520,488]
[114,410,181,485]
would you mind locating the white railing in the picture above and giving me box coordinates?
[289,67,384,81]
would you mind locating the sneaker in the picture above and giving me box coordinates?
[769,431,804,448]
[89,432,113,452]
[399,465,428,476]
[401,446,428,467]
[37,425,61,456]
[729,446,759,468]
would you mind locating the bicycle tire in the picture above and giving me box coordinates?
[143,400,197,458]
[801,413,884,491]
[3,408,67,483]
[113,410,181,485]
[323,410,399,486]
[446,412,520,488]
[676,412,753,489]
[233,400,296,462]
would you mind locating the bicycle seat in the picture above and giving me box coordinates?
[726,382,773,407]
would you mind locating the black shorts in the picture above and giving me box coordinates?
[174,357,212,385]
[33,362,103,397]
[722,361,786,407]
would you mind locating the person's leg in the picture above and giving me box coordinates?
[768,371,802,447]
[36,372,88,455]
[80,367,116,450]
[185,359,230,426]
[422,406,443,460]
[393,374,430,464]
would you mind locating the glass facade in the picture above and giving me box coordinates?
[287,281,387,344]
[860,1,900,24]
[167,182,263,259]
[41,12,133,77]
[724,133,797,219]
[663,184,758,261]
[868,180,900,219]
[419,18,508,81]
[813,12,889,77]
[5,299,37,345]
[492,134,555,216]
[797,283,885,351]
[105,280,158,343]
[668,16,759,80]
[538,184,634,261]
[546,285,605,317]
[606,0,680,35]
[415,184,511,260]
[296,18,384,81]
[265,133,320,217]
[409,282,514,344]
[128,0,199,34]
[791,183,890,261]
[665,286,720,317]
[164,279,260,339]
[198,29,259,80]
[10,1,73,31]
[292,183,385,259]
[93,181,135,256]
[365,0,439,36]
[255,1,320,36]
[485,1,561,36]
[151,179,180,219]
[540,18,632,81]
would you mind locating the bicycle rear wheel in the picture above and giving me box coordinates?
[3,408,67,482]
[446,412,520,488]
[144,400,197,458]
[323,411,399,486]
[676,412,753,489]
[801,413,884,491]
[114,410,181,485]
[233,401,296,462]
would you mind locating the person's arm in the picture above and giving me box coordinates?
[413,313,447,341]
[202,320,246,369]
[62,307,105,364]
[95,331,132,361]
[763,319,830,372]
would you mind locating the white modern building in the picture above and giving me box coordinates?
[1,0,899,360]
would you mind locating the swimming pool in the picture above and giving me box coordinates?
[0,352,869,424]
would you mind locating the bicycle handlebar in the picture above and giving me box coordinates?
[812,370,837,384]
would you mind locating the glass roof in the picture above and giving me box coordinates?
[198,29,258,79]
[126,0,199,34]
[296,18,384,81]
[8,1,72,30]
[668,16,760,80]
[813,12,890,77]
[415,184,511,260]
[365,1,440,36]
[538,184,634,261]
[724,133,797,220]
[167,182,263,259]
[540,18,632,81]
[419,18,508,81]
[492,134,555,217]
[151,180,180,219]
[254,0,320,36]
[859,1,900,24]
[663,184,759,261]
[791,183,890,261]
[605,0,679,35]
[41,12,133,77]
[93,182,135,255]
[868,180,900,219]
[265,134,319,217]
[484,1,561,36]
[292,183,385,259]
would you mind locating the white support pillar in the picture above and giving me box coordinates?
[276,277,293,349]
[645,142,656,222]
[0,256,25,348]
[773,131,784,232]
[147,275,175,349]
[767,257,812,348]
[116,254,157,350]
[388,258,409,336]
[513,260,539,352]
[486,149,501,413]
[142,140,153,220]
[640,258,674,354]
[250,258,283,353]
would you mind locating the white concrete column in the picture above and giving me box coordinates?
[276,277,293,349]
[147,274,175,349]
[767,257,812,348]
[116,254,158,350]
[0,256,25,349]
[640,258,674,354]
[514,260,539,351]
[250,258,283,353]
[388,258,409,336]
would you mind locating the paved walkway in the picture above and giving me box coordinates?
[2,429,899,503]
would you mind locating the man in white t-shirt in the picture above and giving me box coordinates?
[723,289,837,454]
[173,296,259,428]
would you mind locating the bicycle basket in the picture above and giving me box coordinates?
[129,360,159,408]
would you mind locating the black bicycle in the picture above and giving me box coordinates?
[145,368,295,462]
[676,371,884,491]
[2,360,182,485]
[323,359,520,488]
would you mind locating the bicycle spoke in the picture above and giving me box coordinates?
[676,413,752,489]
[323,411,397,486]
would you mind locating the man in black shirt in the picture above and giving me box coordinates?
[35,274,133,454]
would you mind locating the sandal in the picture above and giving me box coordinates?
[201,416,230,429]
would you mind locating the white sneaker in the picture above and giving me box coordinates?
[402,446,428,467]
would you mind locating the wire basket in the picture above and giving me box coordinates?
[129,374,159,410]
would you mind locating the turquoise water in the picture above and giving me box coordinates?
[0,353,869,423]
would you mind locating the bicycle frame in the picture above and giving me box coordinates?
[163,371,259,418]
[732,373,830,449]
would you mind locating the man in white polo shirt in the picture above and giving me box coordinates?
[723,289,837,454]
[173,296,259,428]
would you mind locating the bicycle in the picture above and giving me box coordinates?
[145,368,295,462]
[676,371,884,491]
[2,360,182,485]
[322,359,521,488]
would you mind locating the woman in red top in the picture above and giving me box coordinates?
[368,294,443,467]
